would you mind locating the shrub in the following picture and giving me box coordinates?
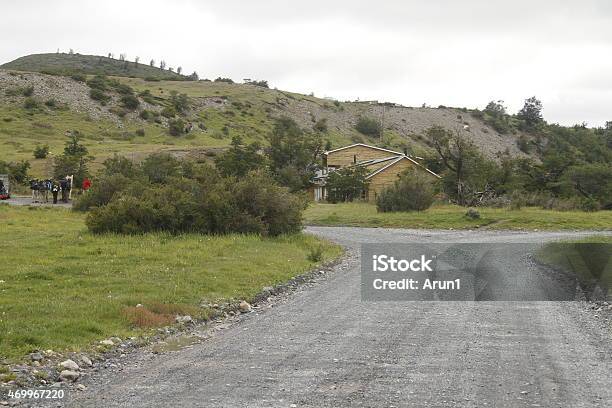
[73,174,134,211]
[135,128,145,136]
[313,118,328,132]
[214,77,234,83]
[141,153,181,183]
[44,99,57,108]
[85,170,305,237]
[376,169,435,212]
[120,94,140,110]
[465,208,480,219]
[86,75,108,91]
[89,88,110,105]
[33,144,49,159]
[23,97,39,110]
[168,118,185,136]
[517,135,531,153]
[307,244,324,262]
[355,116,381,136]
[21,86,34,97]
[70,73,86,82]
[161,106,177,118]
[580,197,600,212]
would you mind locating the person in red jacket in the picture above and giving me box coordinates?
[82,178,92,192]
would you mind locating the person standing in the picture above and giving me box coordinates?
[60,177,68,203]
[82,177,92,192]
[52,181,59,204]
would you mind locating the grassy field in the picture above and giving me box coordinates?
[304,202,612,230]
[0,205,342,362]
[537,236,612,295]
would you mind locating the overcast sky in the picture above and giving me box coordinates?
[2,0,611,126]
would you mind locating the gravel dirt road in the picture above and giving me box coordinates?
[60,227,611,408]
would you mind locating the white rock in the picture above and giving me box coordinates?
[60,359,79,371]
[136,304,143,308]
[80,356,93,367]
[30,352,44,362]
[109,337,122,344]
[76,384,87,391]
[59,370,79,382]
[175,315,193,324]
[100,339,114,346]
[239,301,252,312]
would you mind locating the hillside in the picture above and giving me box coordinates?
[0,53,185,80]
[0,65,532,178]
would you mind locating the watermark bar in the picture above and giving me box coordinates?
[361,243,611,301]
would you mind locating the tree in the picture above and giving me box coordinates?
[266,117,324,191]
[0,160,30,185]
[189,71,199,81]
[150,59,155,67]
[134,56,140,66]
[169,91,189,113]
[428,126,499,206]
[160,60,166,70]
[484,100,506,117]
[168,118,186,136]
[326,166,369,203]
[566,163,612,209]
[119,53,126,61]
[53,132,93,186]
[177,66,182,75]
[214,136,265,177]
[517,96,543,129]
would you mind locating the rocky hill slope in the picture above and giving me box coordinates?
[0,64,531,177]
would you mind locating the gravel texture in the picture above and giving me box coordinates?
[17,227,612,408]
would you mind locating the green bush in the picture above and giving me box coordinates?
[22,86,34,97]
[120,94,140,110]
[376,169,435,212]
[23,97,39,110]
[70,73,86,82]
[355,116,381,137]
[89,88,110,105]
[168,118,185,136]
[33,144,49,159]
[73,174,134,211]
[85,171,306,236]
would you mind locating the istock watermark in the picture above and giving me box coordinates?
[361,243,611,301]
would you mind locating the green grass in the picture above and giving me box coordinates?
[304,202,612,230]
[0,104,231,178]
[0,205,342,361]
[536,236,612,295]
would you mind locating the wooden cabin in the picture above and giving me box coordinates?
[311,143,440,202]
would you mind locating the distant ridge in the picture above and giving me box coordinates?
[0,53,186,80]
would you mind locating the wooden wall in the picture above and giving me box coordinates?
[367,159,418,201]
[326,145,398,168]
